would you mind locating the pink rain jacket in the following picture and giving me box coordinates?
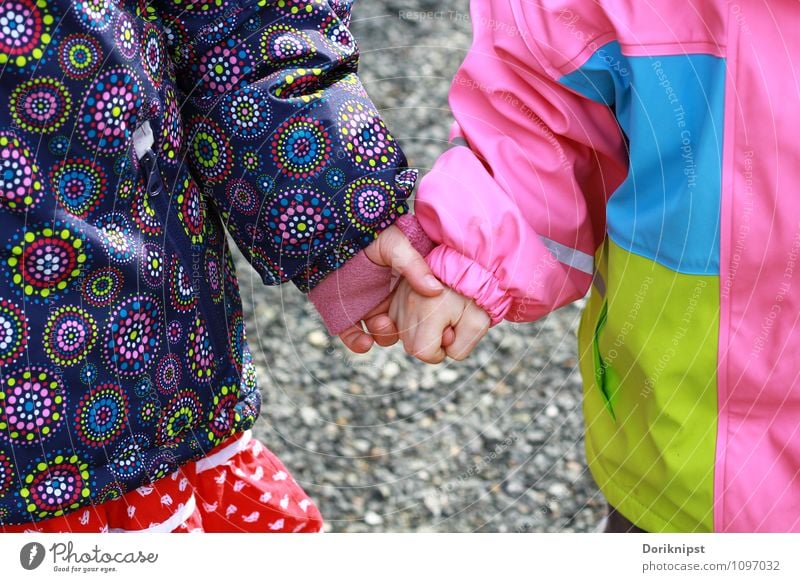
[415,0,800,532]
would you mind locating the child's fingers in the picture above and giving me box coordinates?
[338,324,374,354]
[396,308,417,353]
[359,297,398,347]
[409,338,446,364]
[364,313,399,347]
[445,305,490,361]
[408,315,448,364]
[442,326,456,348]
[366,225,444,297]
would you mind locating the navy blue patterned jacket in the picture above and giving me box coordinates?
[0,0,415,525]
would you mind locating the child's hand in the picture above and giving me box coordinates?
[337,225,444,354]
[389,278,490,364]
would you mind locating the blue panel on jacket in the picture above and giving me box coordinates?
[560,42,726,276]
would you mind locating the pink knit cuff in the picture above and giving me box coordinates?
[309,214,435,335]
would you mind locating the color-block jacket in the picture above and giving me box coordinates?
[415,0,800,532]
[0,0,419,525]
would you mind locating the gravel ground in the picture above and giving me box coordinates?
[236,0,606,532]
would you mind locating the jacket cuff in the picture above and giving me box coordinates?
[309,214,434,335]
[424,245,511,326]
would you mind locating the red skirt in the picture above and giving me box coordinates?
[1,432,324,533]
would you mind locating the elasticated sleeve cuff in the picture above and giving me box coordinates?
[424,245,512,326]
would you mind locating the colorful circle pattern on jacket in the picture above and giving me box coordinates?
[0,366,65,445]
[0,297,28,367]
[187,116,233,184]
[175,176,205,244]
[78,67,142,155]
[271,114,332,179]
[260,23,316,66]
[18,451,91,519]
[192,38,252,100]
[50,157,107,219]
[276,0,327,19]
[0,0,56,71]
[74,382,130,448]
[4,221,88,303]
[58,33,102,79]
[266,186,340,256]
[0,451,13,497]
[343,176,399,234]
[338,100,399,170]
[73,0,114,31]
[81,266,123,307]
[43,305,98,367]
[0,131,43,213]
[10,77,73,134]
[221,86,272,140]
[157,389,203,446]
[102,295,162,378]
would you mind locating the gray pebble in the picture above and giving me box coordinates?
[364,511,384,526]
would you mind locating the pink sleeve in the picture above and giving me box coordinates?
[415,0,628,325]
[308,214,433,335]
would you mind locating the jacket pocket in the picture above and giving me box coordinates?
[591,299,617,420]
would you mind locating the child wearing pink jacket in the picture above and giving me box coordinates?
[389,1,800,532]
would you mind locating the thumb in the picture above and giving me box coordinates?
[366,225,443,297]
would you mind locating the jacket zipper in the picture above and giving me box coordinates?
[132,120,164,197]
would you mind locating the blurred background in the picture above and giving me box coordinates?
[238,0,605,532]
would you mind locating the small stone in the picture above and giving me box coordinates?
[527,430,547,444]
[512,412,532,424]
[300,406,319,425]
[504,479,526,496]
[548,483,570,498]
[364,511,384,526]
[382,361,401,379]
[352,439,371,454]
[420,374,437,390]
[423,492,443,517]
[481,424,504,445]
[437,369,459,384]
[527,490,547,504]
[545,405,559,418]
[565,460,583,479]
[397,402,416,417]
[307,330,328,348]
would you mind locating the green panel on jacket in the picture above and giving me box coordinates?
[578,240,719,532]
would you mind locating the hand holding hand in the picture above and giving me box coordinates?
[388,278,490,364]
[337,225,446,353]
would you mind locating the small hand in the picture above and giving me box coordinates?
[338,225,446,353]
[388,278,490,364]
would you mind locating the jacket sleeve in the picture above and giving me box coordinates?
[154,0,419,297]
[415,0,628,325]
